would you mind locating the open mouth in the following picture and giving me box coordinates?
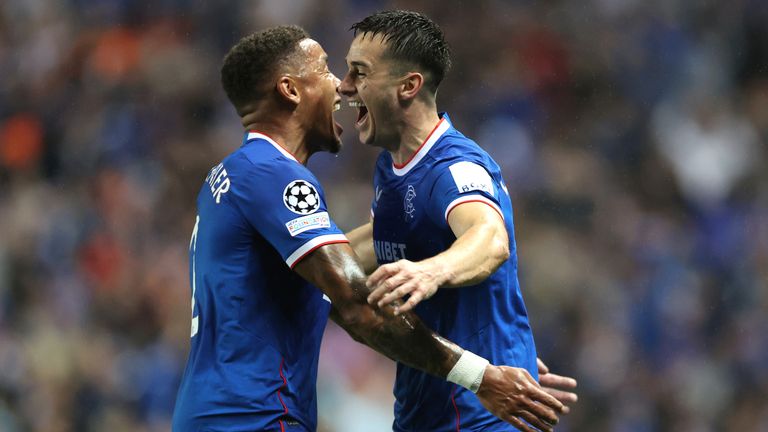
[332,99,343,137]
[349,101,368,126]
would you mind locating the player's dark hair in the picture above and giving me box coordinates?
[351,10,451,95]
[221,25,309,109]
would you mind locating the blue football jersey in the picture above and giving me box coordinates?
[172,132,348,432]
[371,115,538,432]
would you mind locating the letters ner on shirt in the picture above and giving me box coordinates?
[374,240,407,263]
[206,163,231,204]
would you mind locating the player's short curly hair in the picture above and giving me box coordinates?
[221,25,309,109]
[351,10,451,95]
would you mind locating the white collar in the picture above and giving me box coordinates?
[391,118,450,176]
[247,131,299,163]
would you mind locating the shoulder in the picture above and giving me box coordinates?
[423,137,499,197]
[372,149,393,183]
[426,138,486,178]
[374,149,392,170]
[432,129,487,162]
[227,144,315,181]
[430,130,502,179]
[221,151,321,210]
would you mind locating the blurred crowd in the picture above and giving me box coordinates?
[0,0,766,431]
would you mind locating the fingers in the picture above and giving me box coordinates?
[499,401,559,432]
[522,371,565,420]
[521,368,540,387]
[532,386,565,414]
[536,357,549,375]
[366,263,399,292]
[366,260,439,312]
[514,369,563,424]
[379,280,419,311]
[555,402,570,415]
[366,263,403,305]
[508,417,541,432]
[523,393,561,426]
[478,366,563,431]
[539,371,578,411]
[542,387,578,407]
[543,396,570,414]
[392,281,427,314]
[539,372,578,391]
[518,409,555,432]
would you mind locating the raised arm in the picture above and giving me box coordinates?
[367,201,508,313]
[293,242,563,432]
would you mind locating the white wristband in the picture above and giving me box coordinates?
[446,350,489,393]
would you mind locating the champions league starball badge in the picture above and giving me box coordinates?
[283,180,321,215]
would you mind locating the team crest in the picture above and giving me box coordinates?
[283,180,320,215]
[404,184,416,221]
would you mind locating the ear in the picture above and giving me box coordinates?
[398,72,424,101]
[276,76,301,106]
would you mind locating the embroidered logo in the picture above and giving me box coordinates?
[404,184,416,221]
[285,212,331,236]
[283,180,320,215]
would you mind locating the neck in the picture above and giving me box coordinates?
[389,108,441,167]
[241,110,311,165]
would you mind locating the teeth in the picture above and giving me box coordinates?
[333,102,341,112]
[349,101,366,108]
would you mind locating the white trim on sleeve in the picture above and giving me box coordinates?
[444,195,504,222]
[285,234,349,268]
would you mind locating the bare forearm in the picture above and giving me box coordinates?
[425,222,508,288]
[345,222,378,274]
[334,267,462,376]
[366,205,510,313]
[301,244,565,428]
[297,244,459,377]
[335,301,461,377]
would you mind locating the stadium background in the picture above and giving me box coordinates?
[0,0,766,430]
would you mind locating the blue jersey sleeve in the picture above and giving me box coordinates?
[426,160,504,227]
[231,157,348,268]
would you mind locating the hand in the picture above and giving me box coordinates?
[477,365,565,432]
[537,358,578,414]
[366,259,443,314]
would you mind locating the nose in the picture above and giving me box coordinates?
[339,71,354,97]
[332,73,341,93]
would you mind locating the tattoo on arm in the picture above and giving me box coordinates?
[297,243,461,378]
